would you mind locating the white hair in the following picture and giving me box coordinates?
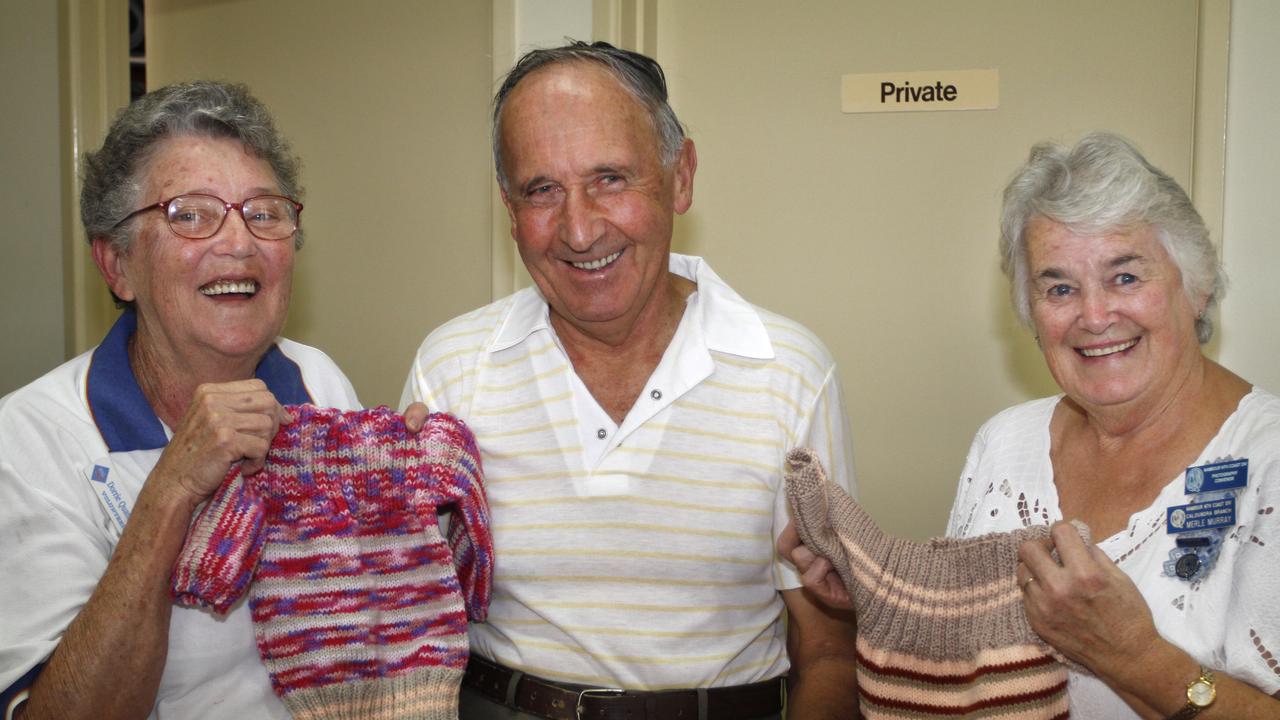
[999,132,1224,343]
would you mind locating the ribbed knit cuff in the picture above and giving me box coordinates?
[171,468,265,614]
[285,667,463,720]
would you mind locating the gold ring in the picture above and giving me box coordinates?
[1021,575,1037,590]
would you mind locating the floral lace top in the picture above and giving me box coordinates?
[946,389,1280,718]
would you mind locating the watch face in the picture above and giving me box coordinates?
[1188,679,1216,707]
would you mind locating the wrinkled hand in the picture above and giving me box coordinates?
[779,522,853,610]
[150,379,291,510]
[1017,521,1161,678]
[402,402,430,433]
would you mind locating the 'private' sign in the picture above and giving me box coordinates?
[842,69,999,114]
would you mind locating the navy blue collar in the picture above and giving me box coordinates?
[86,309,313,452]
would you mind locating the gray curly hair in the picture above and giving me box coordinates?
[999,132,1225,344]
[81,80,305,252]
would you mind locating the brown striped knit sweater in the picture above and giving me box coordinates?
[785,447,1090,719]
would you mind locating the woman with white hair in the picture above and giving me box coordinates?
[946,132,1280,718]
[784,132,1280,717]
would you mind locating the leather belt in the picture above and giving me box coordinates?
[463,654,785,720]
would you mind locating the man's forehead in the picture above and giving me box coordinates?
[504,61,634,113]
[498,61,661,169]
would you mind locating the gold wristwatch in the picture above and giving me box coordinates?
[1167,666,1216,720]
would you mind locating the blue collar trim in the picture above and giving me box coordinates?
[86,310,313,452]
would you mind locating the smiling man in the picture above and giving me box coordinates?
[402,41,859,720]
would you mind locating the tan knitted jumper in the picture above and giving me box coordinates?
[785,447,1089,719]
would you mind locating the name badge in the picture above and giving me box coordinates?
[85,462,131,536]
[1184,458,1248,493]
[1166,496,1236,534]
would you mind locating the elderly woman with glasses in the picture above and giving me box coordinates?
[783,133,1280,718]
[0,80,426,720]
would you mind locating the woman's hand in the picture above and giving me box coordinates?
[149,379,291,510]
[1020,521,1280,717]
[18,380,291,720]
[1017,521,1161,678]
[779,521,853,610]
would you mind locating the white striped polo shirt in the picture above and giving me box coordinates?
[401,254,855,689]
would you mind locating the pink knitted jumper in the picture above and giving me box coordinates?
[171,405,491,720]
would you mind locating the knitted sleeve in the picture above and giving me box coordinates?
[170,467,267,614]
[415,412,492,622]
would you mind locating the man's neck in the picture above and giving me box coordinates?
[552,272,696,424]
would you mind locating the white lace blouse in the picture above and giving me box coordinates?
[946,389,1280,718]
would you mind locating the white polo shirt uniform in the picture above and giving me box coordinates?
[402,254,856,689]
[0,309,359,720]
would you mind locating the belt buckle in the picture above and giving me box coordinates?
[575,687,625,719]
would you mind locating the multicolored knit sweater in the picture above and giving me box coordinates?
[171,405,491,720]
[785,447,1090,719]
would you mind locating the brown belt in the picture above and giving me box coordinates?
[462,654,785,720]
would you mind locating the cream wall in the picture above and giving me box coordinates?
[1219,0,1280,395]
[657,0,1203,537]
[146,0,495,408]
[0,1,66,395]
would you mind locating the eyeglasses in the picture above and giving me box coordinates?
[113,193,303,241]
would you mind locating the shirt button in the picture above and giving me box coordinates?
[650,389,662,400]
[597,428,607,439]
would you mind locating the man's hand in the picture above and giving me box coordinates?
[403,402,431,433]
[779,522,853,610]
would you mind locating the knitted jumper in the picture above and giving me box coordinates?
[171,405,491,720]
[785,448,1090,720]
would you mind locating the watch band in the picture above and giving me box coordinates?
[1167,703,1204,720]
